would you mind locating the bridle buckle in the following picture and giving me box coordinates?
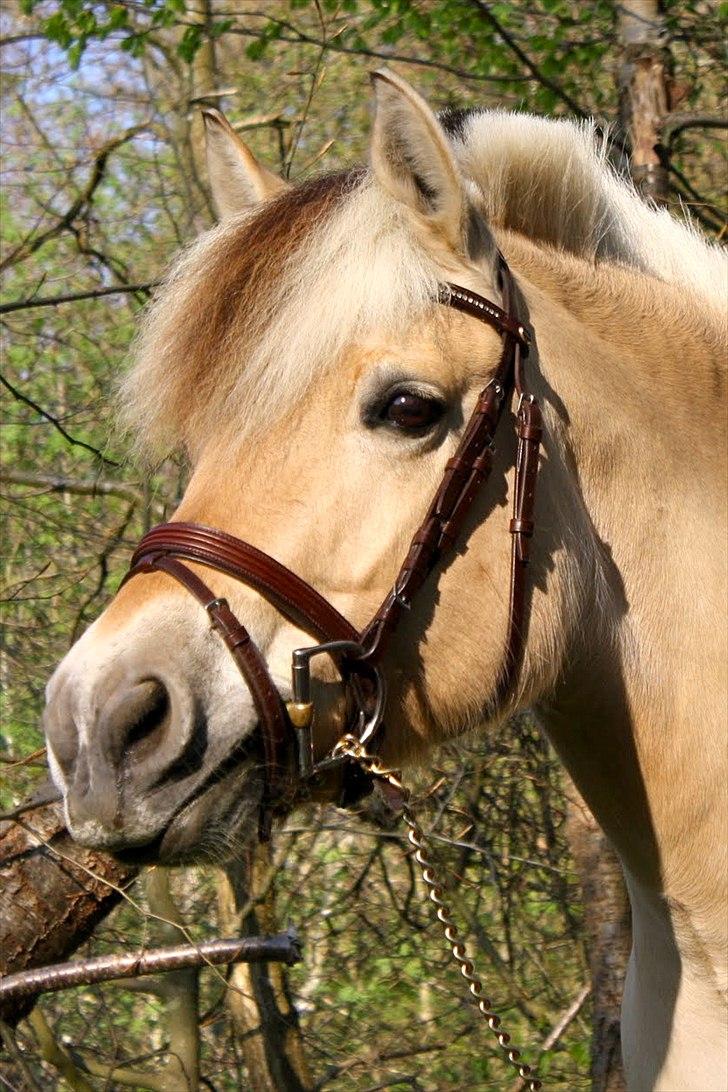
[204,595,229,614]
[289,640,387,779]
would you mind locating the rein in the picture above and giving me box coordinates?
[124,253,543,1089]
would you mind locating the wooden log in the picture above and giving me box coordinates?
[0,798,138,1024]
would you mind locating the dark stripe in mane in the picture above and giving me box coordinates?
[128,167,364,455]
[198,167,364,366]
[438,106,479,141]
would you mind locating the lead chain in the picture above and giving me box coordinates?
[332,735,542,1091]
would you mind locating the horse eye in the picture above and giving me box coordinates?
[380,391,444,432]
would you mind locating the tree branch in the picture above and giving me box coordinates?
[27,1009,95,1092]
[0,125,149,273]
[0,282,158,315]
[224,23,528,87]
[665,113,728,145]
[0,931,302,1003]
[1,469,141,502]
[668,163,727,232]
[62,1051,172,1092]
[540,983,591,1053]
[507,984,590,1091]
[0,373,119,467]
[467,0,588,117]
[0,1021,45,1092]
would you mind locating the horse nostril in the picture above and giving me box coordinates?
[43,693,80,779]
[107,678,172,766]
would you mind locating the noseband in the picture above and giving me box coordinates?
[124,254,541,837]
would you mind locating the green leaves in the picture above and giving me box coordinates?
[178,24,202,62]
[14,0,612,119]
[20,0,224,67]
[246,38,269,62]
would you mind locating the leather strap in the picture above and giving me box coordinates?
[359,257,537,688]
[123,554,291,839]
[129,523,358,645]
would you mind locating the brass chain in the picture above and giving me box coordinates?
[332,734,542,1091]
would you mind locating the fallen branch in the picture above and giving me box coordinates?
[0,930,302,1003]
[0,800,139,1025]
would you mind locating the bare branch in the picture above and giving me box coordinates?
[0,282,158,315]
[0,782,62,824]
[232,110,292,131]
[0,33,46,49]
[0,931,302,1004]
[0,125,149,273]
[60,1052,172,1092]
[665,113,728,144]
[0,1021,45,1092]
[668,163,727,233]
[27,1009,95,1092]
[540,983,591,1052]
[1,469,141,503]
[0,373,119,467]
[224,23,529,87]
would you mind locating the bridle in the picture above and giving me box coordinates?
[124,252,542,838]
[123,251,545,1088]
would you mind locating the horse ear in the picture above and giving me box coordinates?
[202,109,289,219]
[369,69,476,256]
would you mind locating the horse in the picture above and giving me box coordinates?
[42,70,727,1090]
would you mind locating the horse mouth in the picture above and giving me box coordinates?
[114,731,265,866]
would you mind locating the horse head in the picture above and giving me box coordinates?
[43,71,575,862]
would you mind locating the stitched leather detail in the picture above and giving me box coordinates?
[129,524,358,644]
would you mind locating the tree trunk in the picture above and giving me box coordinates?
[187,0,221,217]
[217,846,313,1092]
[0,800,137,1025]
[617,0,672,204]
[566,786,631,1092]
[144,869,201,1091]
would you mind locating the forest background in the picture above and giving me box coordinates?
[1,1,726,1090]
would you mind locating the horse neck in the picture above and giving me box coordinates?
[508,235,727,891]
[506,239,728,1086]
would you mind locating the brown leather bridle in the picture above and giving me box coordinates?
[124,254,541,838]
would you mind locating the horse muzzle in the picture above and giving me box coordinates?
[42,645,269,861]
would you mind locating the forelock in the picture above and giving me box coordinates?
[119,167,441,458]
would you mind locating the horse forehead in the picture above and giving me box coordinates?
[180,308,505,504]
[345,312,501,386]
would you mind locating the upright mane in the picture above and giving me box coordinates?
[445,109,726,307]
[122,108,726,459]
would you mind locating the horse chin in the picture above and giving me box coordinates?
[114,758,265,868]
